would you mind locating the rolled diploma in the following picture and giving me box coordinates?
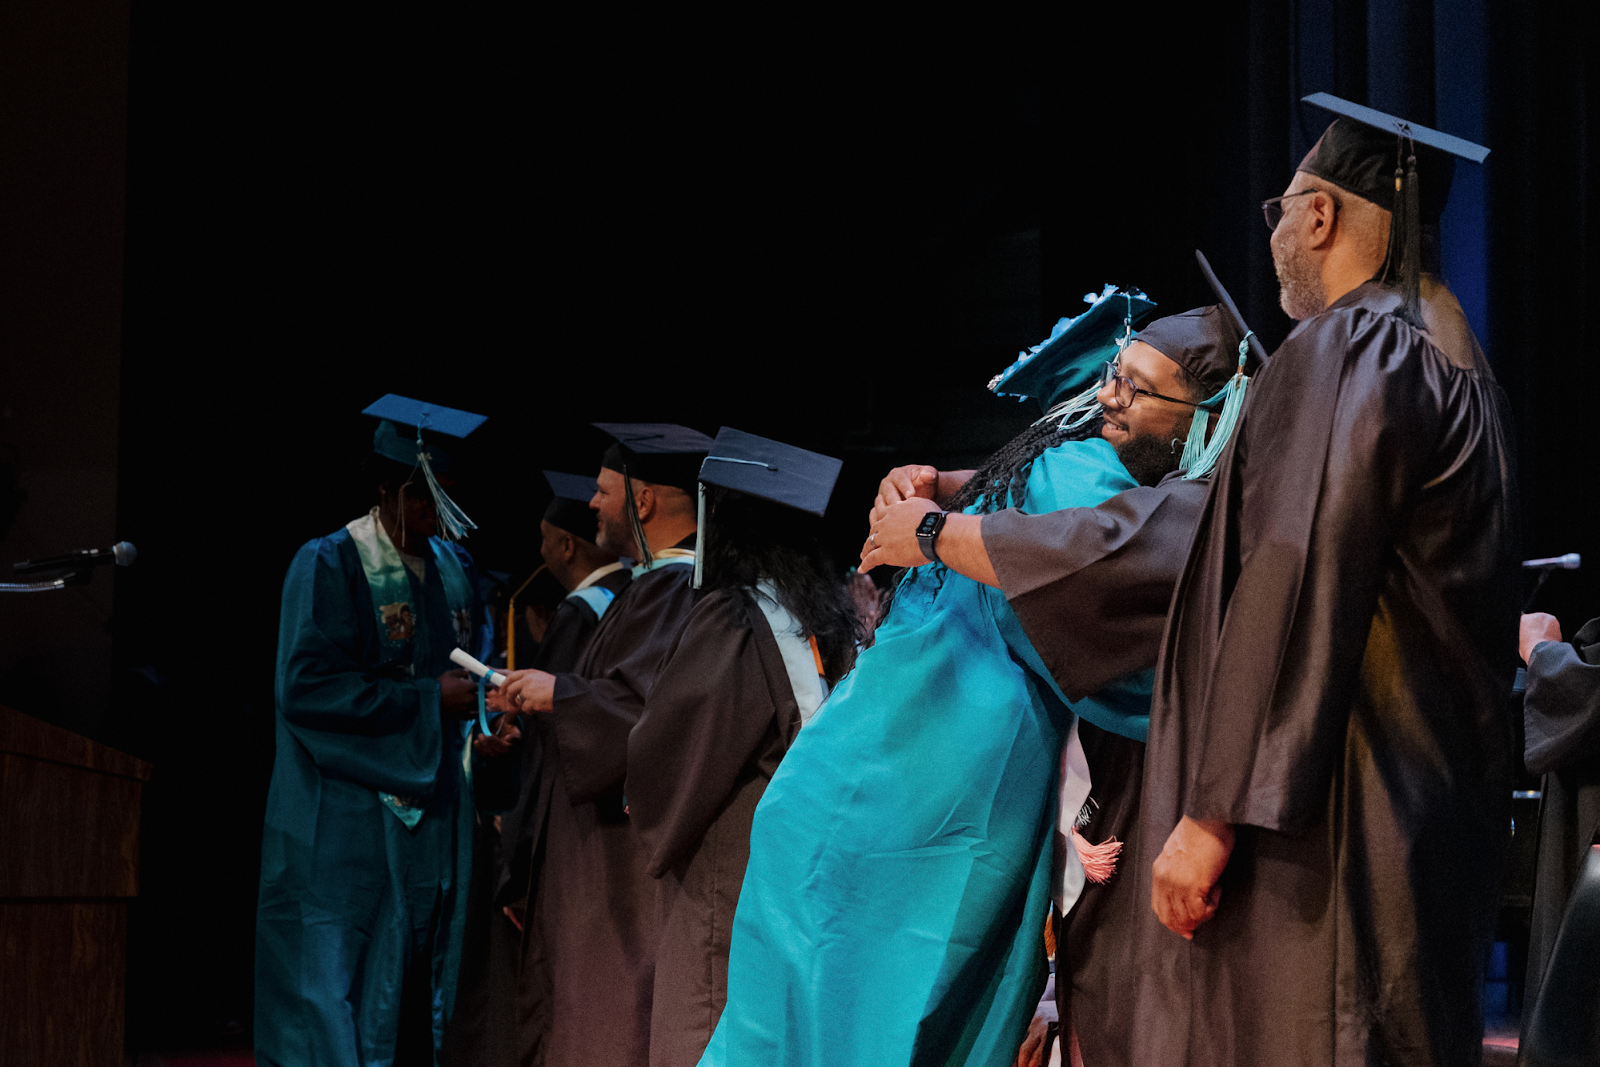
[450,647,508,688]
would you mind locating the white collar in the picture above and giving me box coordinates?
[573,560,626,592]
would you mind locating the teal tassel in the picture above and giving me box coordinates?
[1179,334,1253,480]
[1035,379,1103,431]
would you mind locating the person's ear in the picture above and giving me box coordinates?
[634,484,656,523]
[1304,190,1340,250]
[561,532,577,564]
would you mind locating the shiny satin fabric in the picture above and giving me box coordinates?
[1132,281,1521,1067]
[700,437,1142,1067]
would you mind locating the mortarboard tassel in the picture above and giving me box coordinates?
[1178,333,1254,480]
[416,426,478,541]
[693,482,706,589]
[1399,141,1425,328]
[623,463,652,570]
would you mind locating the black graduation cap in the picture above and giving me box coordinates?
[692,427,843,588]
[364,394,488,474]
[1297,93,1489,327]
[362,394,486,539]
[698,427,843,518]
[594,422,714,494]
[541,471,601,544]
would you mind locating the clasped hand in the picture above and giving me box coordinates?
[860,464,941,573]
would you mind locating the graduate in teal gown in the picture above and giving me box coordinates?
[699,291,1162,1067]
[256,397,493,1067]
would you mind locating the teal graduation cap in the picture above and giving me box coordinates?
[363,394,487,539]
[692,427,843,588]
[990,285,1158,424]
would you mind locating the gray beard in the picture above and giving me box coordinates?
[1115,430,1184,487]
[1274,237,1326,320]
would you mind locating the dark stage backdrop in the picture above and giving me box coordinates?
[0,0,1587,1051]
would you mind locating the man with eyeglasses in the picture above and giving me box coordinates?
[1122,98,1520,1067]
[856,303,1260,1067]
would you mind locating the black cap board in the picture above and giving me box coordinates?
[1135,305,1258,395]
[541,470,600,544]
[595,422,714,494]
[1302,93,1489,165]
[1296,92,1488,328]
[698,427,843,518]
[1194,250,1270,370]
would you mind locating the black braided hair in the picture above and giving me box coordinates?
[877,410,1105,618]
[944,412,1106,515]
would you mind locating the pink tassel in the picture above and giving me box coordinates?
[1070,829,1122,884]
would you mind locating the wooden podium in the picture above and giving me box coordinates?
[0,704,152,1067]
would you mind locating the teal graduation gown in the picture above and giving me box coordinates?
[699,437,1142,1067]
[256,528,485,1067]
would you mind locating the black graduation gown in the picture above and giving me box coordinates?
[624,587,803,1067]
[444,567,632,1067]
[483,565,632,1066]
[984,473,1212,703]
[1131,281,1520,1067]
[538,541,699,1067]
[981,472,1210,1067]
[1520,615,1600,1013]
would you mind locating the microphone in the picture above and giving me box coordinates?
[1523,553,1581,570]
[13,541,137,576]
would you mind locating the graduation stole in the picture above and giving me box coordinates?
[347,509,475,656]
[347,509,475,828]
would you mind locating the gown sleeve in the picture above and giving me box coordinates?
[274,537,443,799]
[548,569,697,804]
[1525,616,1600,777]
[983,477,1210,701]
[626,590,793,877]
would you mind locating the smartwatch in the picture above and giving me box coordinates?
[915,510,948,563]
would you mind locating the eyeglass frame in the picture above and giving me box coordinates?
[1099,360,1204,410]
[1261,187,1341,231]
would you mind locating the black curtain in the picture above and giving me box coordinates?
[112,0,1597,1047]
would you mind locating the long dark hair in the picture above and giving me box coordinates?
[879,411,1105,616]
[945,412,1105,514]
[700,489,862,682]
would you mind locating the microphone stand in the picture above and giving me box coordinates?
[0,568,93,593]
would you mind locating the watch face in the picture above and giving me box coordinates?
[916,511,943,536]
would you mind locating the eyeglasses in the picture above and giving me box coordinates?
[1099,360,1201,409]
[1261,187,1340,231]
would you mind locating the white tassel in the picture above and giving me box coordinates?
[693,482,706,589]
[415,432,477,541]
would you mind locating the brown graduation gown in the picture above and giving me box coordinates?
[624,586,802,1067]
[538,542,700,1067]
[1132,281,1520,1067]
[494,564,632,1066]
[982,470,1211,1067]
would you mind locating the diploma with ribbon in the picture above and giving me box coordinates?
[449,648,507,735]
